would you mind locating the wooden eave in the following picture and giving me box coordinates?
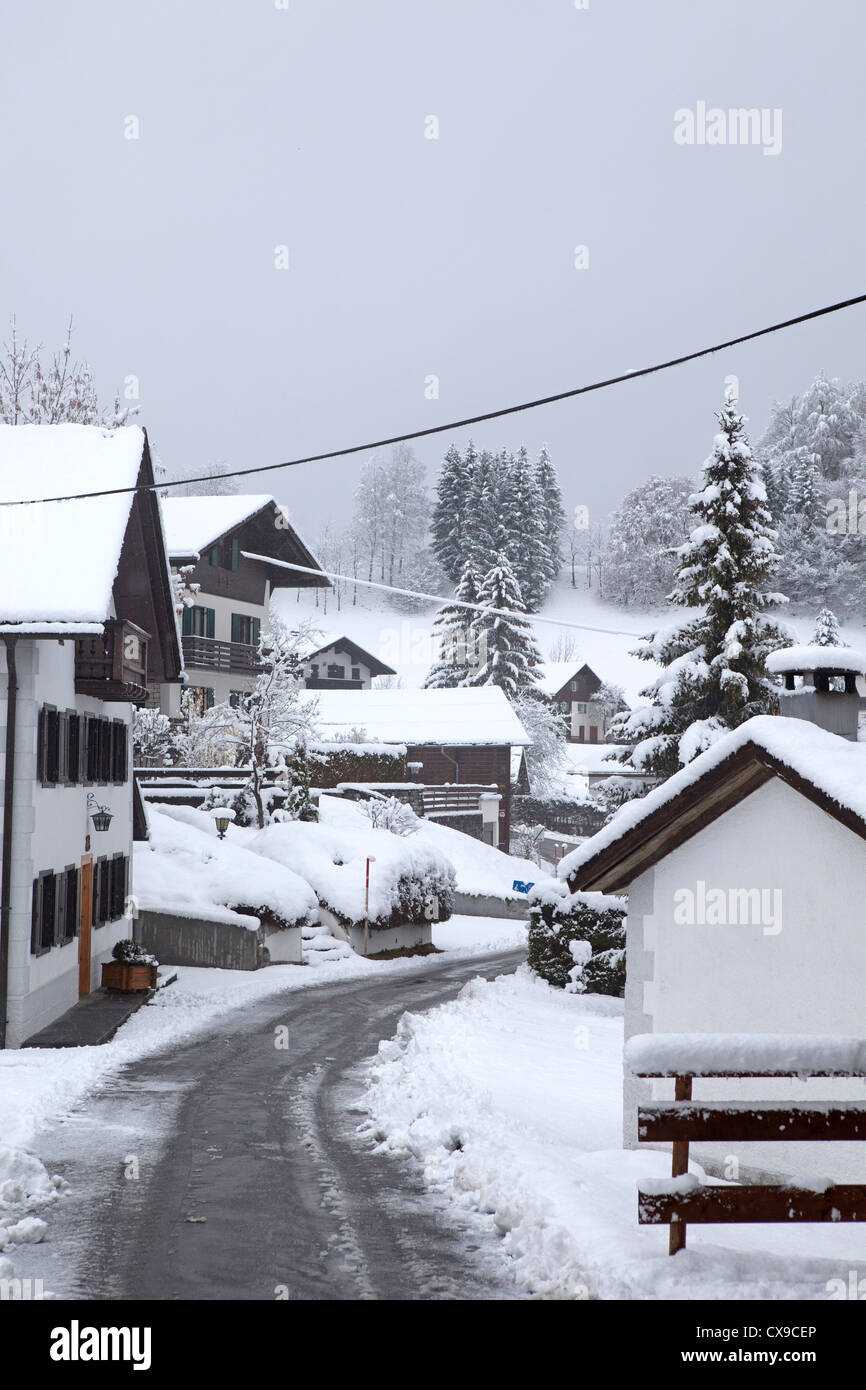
[568,740,866,894]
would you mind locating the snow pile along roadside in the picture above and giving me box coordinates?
[360,967,866,1299]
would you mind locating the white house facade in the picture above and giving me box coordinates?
[0,424,182,1047]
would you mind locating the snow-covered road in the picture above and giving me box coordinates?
[11,950,525,1301]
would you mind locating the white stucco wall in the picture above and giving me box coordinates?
[1,638,135,1046]
[623,776,866,1181]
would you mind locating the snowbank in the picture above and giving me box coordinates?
[134,805,318,930]
[626,1033,866,1078]
[361,968,866,1299]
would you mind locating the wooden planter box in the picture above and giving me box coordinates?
[101,961,157,993]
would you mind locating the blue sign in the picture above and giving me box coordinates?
[512,880,535,894]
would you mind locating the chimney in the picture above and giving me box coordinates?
[766,645,866,742]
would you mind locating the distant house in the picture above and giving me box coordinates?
[0,424,183,1047]
[563,711,866,1183]
[305,687,530,844]
[537,662,606,743]
[299,632,396,690]
[159,494,327,714]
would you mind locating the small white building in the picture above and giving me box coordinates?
[563,714,866,1183]
[0,425,182,1046]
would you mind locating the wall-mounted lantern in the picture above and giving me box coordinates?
[87,792,113,833]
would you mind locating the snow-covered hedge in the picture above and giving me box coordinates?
[527,882,627,995]
[134,806,319,932]
[308,742,407,789]
[249,818,455,930]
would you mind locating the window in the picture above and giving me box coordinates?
[182,605,215,638]
[187,687,215,715]
[208,537,240,570]
[570,680,577,692]
[229,690,245,709]
[92,855,129,928]
[31,870,57,956]
[577,703,587,713]
[230,614,260,646]
[351,667,360,681]
[309,664,319,679]
[326,664,345,680]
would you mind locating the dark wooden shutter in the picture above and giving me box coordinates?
[112,720,128,784]
[230,536,240,570]
[54,871,67,947]
[231,613,241,644]
[209,546,220,567]
[31,877,42,954]
[182,606,193,636]
[205,608,215,639]
[252,618,261,646]
[37,708,47,784]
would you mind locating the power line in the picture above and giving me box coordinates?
[2,290,865,509]
[256,555,648,636]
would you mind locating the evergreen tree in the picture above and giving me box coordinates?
[812,607,847,647]
[284,738,318,821]
[469,554,542,696]
[533,443,567,598]
[610,391,789,779]
[431,444,470,581]
[424,558,483,687]
[605,474,695,608]
[464,449,500,575]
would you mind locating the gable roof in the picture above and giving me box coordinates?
[536,661,601,698]
[161,494,328,589]
[563,715,866,893]
[297,631,396,677]
[0,424,182,683]
[303,687,531,746]
[160,494,275,556]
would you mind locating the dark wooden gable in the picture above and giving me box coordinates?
[178,501,329,603]
[112,433,183,685]
[551,664,602,703]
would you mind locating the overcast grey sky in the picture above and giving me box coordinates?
[2,0,865,539]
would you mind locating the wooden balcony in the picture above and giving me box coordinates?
[181,634,261,675]
[75,619,150,703]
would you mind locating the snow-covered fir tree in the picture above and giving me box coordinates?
[424,557,483,687]
[431,443,473,582]
[811,606,848,647]
[532,443,567,600]
[610,390,789,779]
[604,475,695,608]
[469,554,542,696]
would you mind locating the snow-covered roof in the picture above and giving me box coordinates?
[160,494,276,556]
[304,687,531,746]
[0,423,146,630]
[766,644,866,675]
[563,715,866,890]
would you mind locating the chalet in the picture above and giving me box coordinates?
[0,424,182,1047]
[299,632,396,689]
[563,710,866,1183]
[158,494,327,714]
[537,662,605,743]
[305,687,530,844]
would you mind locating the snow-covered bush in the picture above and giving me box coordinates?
[112,939,157,967]
[133,708,175,767]
[528,883,626,995]
[509,822,546,865]
[360,796,418,836]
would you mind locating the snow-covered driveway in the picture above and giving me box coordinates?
[10,949,525,1301]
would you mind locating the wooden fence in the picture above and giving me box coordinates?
[631,1037,866,1254]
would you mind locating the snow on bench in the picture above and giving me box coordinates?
[626,1033,866,1078]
